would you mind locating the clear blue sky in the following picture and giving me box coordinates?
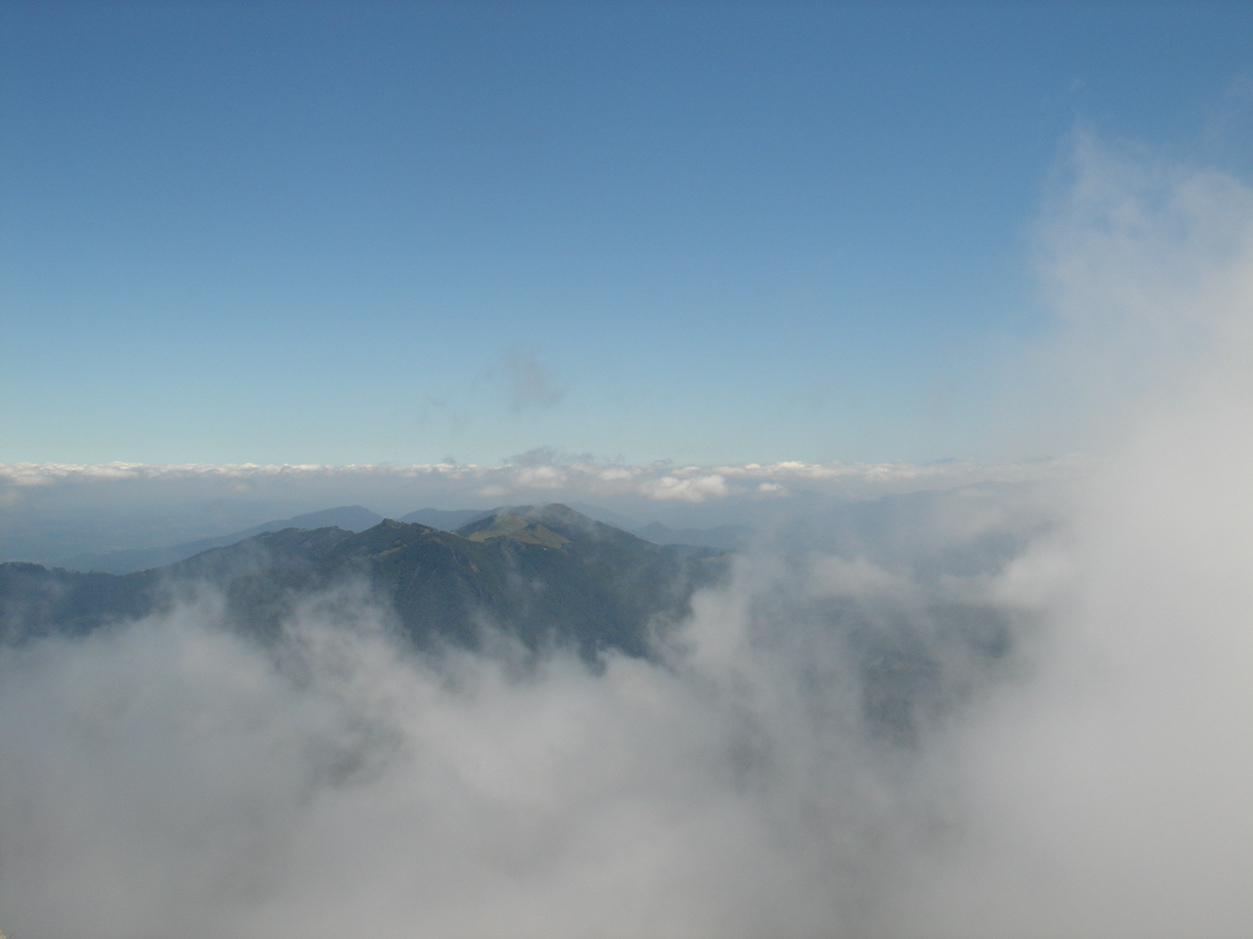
[3,1,1251,467]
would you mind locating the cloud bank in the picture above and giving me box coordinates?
[0,455,1076,510]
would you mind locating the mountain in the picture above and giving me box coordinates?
[633,521,751,552]
[0,505,726,659]
[58,505,385,574]
[399,502,637,533]
[398,507,495,530]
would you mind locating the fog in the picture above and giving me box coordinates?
[2,140,1251,937]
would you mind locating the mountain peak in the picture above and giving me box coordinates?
[458,508,573,549]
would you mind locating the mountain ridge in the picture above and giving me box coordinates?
[1,505,726,659]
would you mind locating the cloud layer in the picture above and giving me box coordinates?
[0,455,1077,510]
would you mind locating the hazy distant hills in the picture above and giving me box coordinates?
[55,505,386,574]
[398,507,493,530]
[634,521,751,551]
[0,505,727,658]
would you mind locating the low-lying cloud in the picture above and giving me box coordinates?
[0,537,1026,938]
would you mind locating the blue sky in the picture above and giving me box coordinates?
[3,0,1252,467]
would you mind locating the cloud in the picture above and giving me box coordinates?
[0,456,1078,507]
[637,472,729,502]
[500,347,566,413]
[1021,128,1253,452]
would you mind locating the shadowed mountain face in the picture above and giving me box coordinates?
[0,505,726,659]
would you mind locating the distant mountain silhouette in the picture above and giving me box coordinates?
[398,507,495,530]
[633,521,751,552]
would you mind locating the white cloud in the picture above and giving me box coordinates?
[638,472,729,502]
[0,457,1078,510]
[511,465,569,490]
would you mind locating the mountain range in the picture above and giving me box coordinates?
[0,504,728,659]
[1,500,1025,746]
[46,501,736,575]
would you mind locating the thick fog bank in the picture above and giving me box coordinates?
[3,140,1252,938]
[886,407,1253,939]
[0,537,1029,938]
[879,135,1253,939]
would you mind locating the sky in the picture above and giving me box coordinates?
[3,0,1253,469]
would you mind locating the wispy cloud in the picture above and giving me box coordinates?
[499,347,566,413]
